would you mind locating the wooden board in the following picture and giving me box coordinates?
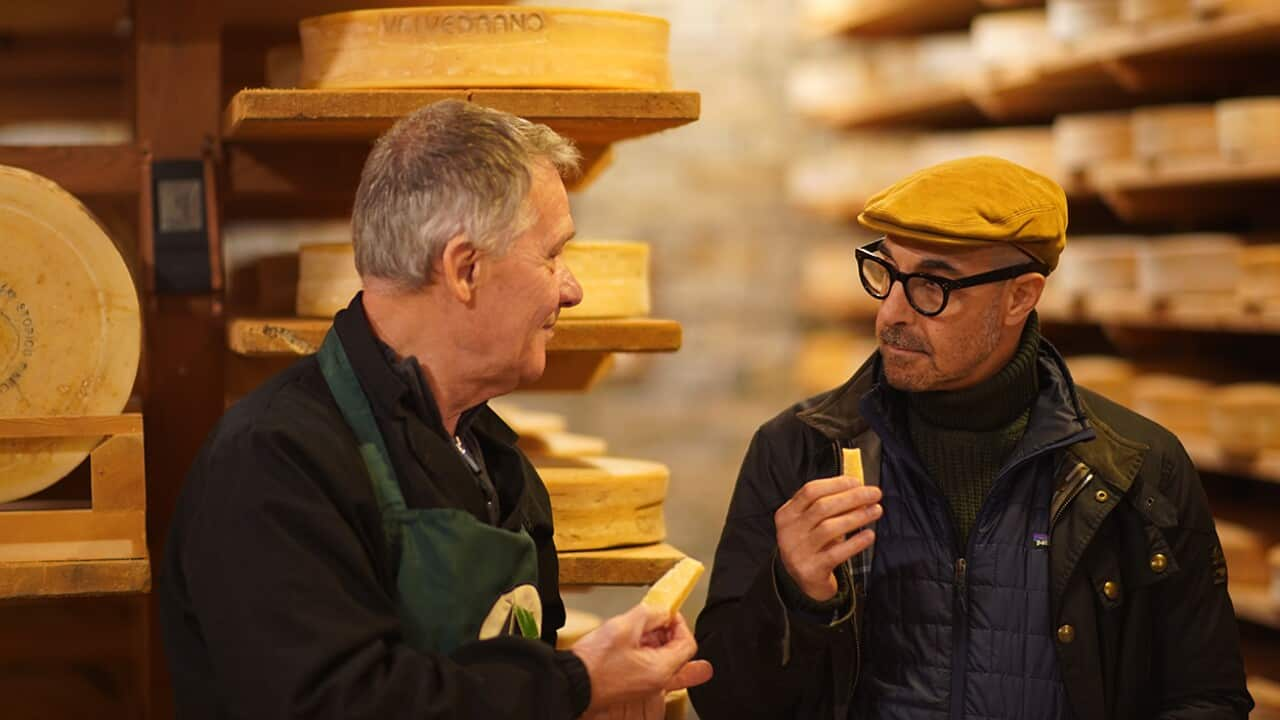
[800,0,983,36]
[223,89,701,144]
[1040,298,1280,335]
[1095,156,1280,223]
[0,558,150,600]
[227,317,682,356]
[558,542,687,586]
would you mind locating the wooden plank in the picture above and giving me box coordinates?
[1040,304,1280,336]
[0,510,147,562]
[227,317,683,356]
[222,89,702,144]
[801,0,982,36]
[0,558,150,600]
[0,145,142,196]
[833,84,983,130]
[0,414,143,439]
[558,543,687,587]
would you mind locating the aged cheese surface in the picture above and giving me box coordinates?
[300,7,671,90]
[296,243,360,318]
[537,456,668,551]
[560,241,651,320]
[1053,111,1134,176]
[642,557,704,617]
[0,165,140,502]
[1137,234,1241,295]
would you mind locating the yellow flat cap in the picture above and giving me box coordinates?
[857,156,1068,271]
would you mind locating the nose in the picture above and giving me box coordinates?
[876,277,915,328]
[560,264,583,309]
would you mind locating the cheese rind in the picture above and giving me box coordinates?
[300,7,671,90]
[537,456,668,551]
[642,557,705,617]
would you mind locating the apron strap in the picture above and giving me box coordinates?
[317,329,409,518]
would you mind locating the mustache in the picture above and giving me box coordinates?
[879,325,930,353]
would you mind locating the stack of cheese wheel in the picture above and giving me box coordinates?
[788,136,918,219]
[1120,0,1192,23]
[795,331,879,396]
[788,51,878,125]
[1136,234,1242,318]
[1047,0,1122,43]
[1066,355,1136,406]
[970,10,1065,75]
[299,7,671,90]
[0,165,141,503]
[1215,519,1271,585]
[1210,384,1280,461]
[560,241,650,320]
[1132,374,1213,437]
[1241,244,1280,316]
[799,242,884,319]
[536,456,668,551]
[1053,111,1134,186]
[915,128,1060,184]
[1131,104,1218,168]
[1217,97,1280,162]
[296,243,360,318]
[555,608,603,649]
[1047,236,1141,318]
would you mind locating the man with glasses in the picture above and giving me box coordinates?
[691,157,1251,719]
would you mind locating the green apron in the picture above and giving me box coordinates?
[318,329,543,654]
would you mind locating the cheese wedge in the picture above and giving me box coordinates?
[841,448,864,486]
[299,7,671,90]
[642,557,705,617]
[296,243,360,318]
[537,456,668,551]
[0,165,140,503]
[559,241,650,320]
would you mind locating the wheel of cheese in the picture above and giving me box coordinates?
[1241,244,1280,305]
[1137,234,1242,296]
[1048,0,1122,42]
[296,243,360,318]
[1131,104,1218,165]
[1132,374,1213,436]
[1053,111,1134,179]
[1066,355,1137,406]
[1121,0,1193,22]
[1217,97,1280,162]
[554,607,602,649]
[489,402,568,436]
[795,331,879,396]
[1053,236,1141,293]
[559,241,650,320]
[1216,519,1270,586]
[0,165,140,503]
[1210,384,1280,459]
[971,10,1065,74]
[517,430,607,459]
[299,7,671,90]
[536,456,668,552]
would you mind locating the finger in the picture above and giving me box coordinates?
[633,602,677,634]
[805,486,883,525]
[792,475,866,511]
[808,503,883,548]
[665,659,714,691]
[819,529,876,568]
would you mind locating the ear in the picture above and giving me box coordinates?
[1005,273,1046,326]
[438,234,481,304]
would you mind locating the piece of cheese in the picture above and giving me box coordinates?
[1131,104,1218,164]
[1047,0,1122,42]
[1121,0,1193,22]
[1132,374,1213,436]
[1067,356,1137,407]
[555,607,602,649]
[299,7,671,90]
[971,10,1065,74]
[1216,518,1270,586]
[1210,384,1280,459]
[0,165,140,503]
[559,241,650,320]
[537,456,668,551]
[295,243,360,318]
[517,431,607,459]
[1217,96,1280,161]
[1137,234,1242,296]
[1053,111,1134,179]
[841,448,864,486]
[642,557,705,617]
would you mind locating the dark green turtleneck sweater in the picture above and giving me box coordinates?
[906,315,1042,551]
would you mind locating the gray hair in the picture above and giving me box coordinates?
[352,100,581,288]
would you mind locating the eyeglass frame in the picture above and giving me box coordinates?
[855,238,1051,317]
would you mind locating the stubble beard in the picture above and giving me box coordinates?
[881,303,1004,392]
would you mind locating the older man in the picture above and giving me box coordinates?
[692,157,1251,719]
[160,100,709,719]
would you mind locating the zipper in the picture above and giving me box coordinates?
[949,557,969,720]
[1050,463,1094,533]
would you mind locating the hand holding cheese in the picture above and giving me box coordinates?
[775,448,880,602]
[642,558,705,619]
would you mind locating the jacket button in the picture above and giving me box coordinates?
[1057,624,1075,644]
[1150,553,1168,573]
[1103,581,1120,600]
[1094,489,1110,503]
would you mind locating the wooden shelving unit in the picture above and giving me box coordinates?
[1041,304,1280,336]
[802,0,983,37]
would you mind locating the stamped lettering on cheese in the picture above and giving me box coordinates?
[381,11,548,36]
[0,281,35,394]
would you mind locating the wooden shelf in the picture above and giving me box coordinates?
[1185,435,1280,486]
[802,0,983,37]
[558,543,687,586]
[223,89,702,145]
[1094,156,1280,224]
[1040,305,1280,336]
[827,84,984,130]
[0,559,150,600]
[226,317,683,357]
[0,145,144,196]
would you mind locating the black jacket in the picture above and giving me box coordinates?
[159,296,591,720]
[691,347,1253,720]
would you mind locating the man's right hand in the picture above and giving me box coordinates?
[775,475,882,602]
[572,604,712,715]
